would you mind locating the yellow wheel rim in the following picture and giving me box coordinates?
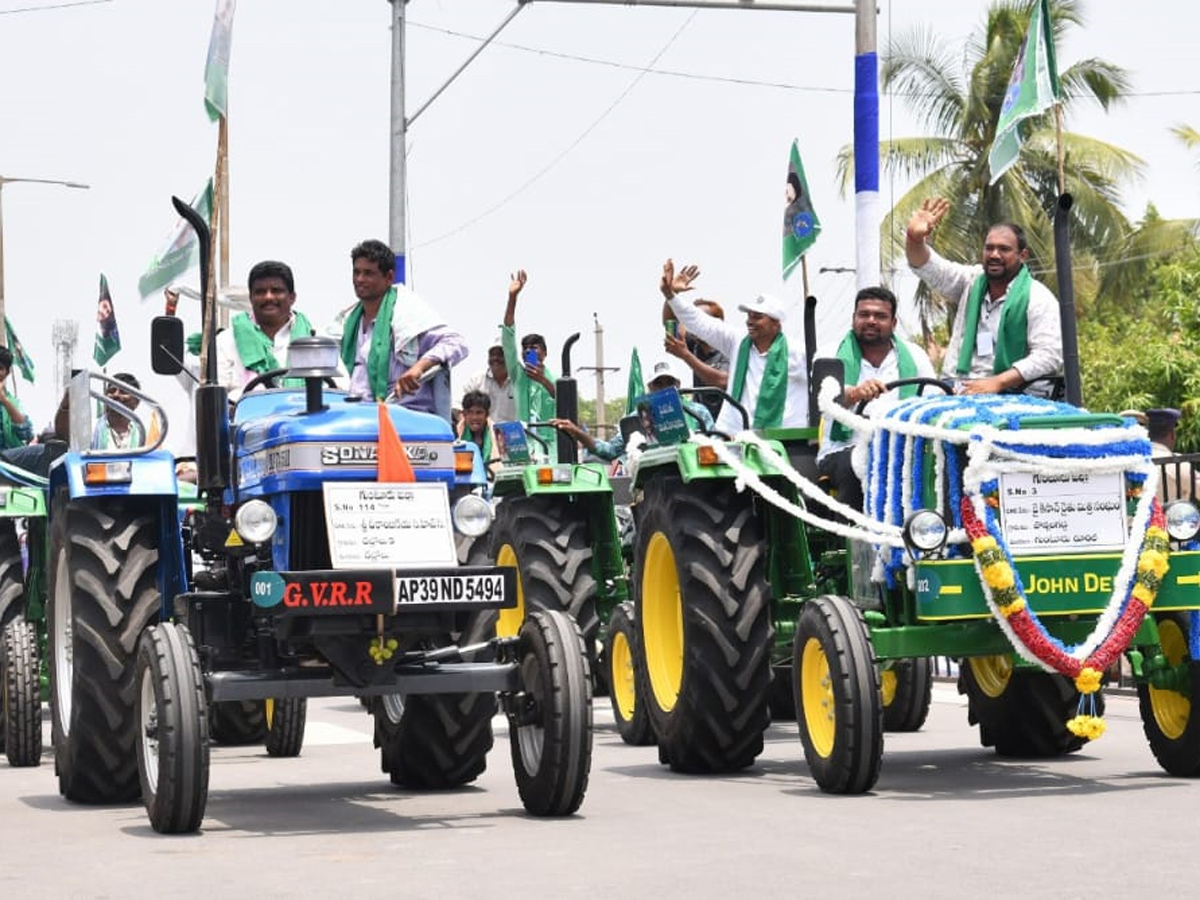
[642,532,683,713]
[610,629,637,722]
[1150,618,1191,740]
[495,544,525,638]
[264,698,275,730]
[880,667,897,708]
[968,655,1013,698]
[801,636,835,758]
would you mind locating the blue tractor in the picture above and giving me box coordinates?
[45,197,592,833]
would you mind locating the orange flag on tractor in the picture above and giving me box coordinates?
[377,403,415,482]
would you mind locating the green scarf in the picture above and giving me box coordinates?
[955,265,1031,376]
[340,287,398,402]
[0,392,23,450]
[730,333,789,429]
[830,332,919,441]
[232,310,314,387]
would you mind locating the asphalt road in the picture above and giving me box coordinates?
[1,686,1195,899]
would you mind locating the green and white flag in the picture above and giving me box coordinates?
[988,0,1061,185]
[782,140,821,280]
[625,347,644,415]
[4,317,34,383]
[203,0,237,121]
[93,274,121,366]
[137,179,213,299]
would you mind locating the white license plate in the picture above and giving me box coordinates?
[394,573,506,605]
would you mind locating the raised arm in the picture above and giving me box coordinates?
[905,197,950,269]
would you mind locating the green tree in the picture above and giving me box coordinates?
[837,0,1140,336]
[1079,248,1200,451]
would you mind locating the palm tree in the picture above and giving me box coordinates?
[837,0,1140,336]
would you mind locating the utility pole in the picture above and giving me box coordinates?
[577,314,620,436]
[0,175,89,348]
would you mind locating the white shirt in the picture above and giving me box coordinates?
[814,337,936,462]
[668,295,809,432]
[215,316,296,402]
[462,366,517,423]
[913,248,1062,383]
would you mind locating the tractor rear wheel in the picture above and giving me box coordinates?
[882,657,933,732]
[2,617,41,766]
[209,700,267,745]
[49,493,162,802]
[794,595,883,794]
[958,655,1098,756]
[634,478,772,773]
[605,602,653,746]
[263,698,307,758]
[136,622,208,834]
[491,496,599,651]
[1138,613,1200,776]
[374,608,498,789]
[509,609,592,816]
[0,519,23,630]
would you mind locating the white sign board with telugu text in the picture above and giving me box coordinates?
[998,471,1128,554]
[322,482,458,569]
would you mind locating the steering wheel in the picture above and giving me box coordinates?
[239,367,289,396]
[854,377,952,415]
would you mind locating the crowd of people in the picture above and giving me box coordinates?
[1,205,1193,506]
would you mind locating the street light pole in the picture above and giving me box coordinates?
[0,175,89,348]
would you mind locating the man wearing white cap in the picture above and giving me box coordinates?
[461,335,517,423]
[549,356,713,461]
[659,259,808,433]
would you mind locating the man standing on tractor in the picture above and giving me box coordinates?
[815,286,935,511]
[906,197,1062,396]
[660,258,809,432]
[217,260,317,402]
[502,269,556,422]
[332,239,467,423]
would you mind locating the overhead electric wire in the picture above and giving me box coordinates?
[0,0,110,14]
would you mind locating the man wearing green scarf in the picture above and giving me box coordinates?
[332,239,467,423]
[906,197,1062,396]
[661,259,808,433]
[502,269,557,423]
[815,286,935,511]
[0,346,33,450]
[216,260,316,401]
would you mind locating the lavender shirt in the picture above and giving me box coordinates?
[348,320,469,421]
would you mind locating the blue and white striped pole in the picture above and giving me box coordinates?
[854,1,879,289]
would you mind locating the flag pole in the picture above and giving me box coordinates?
[801,255,811,301]
[200,119,225,379]
[218,110,231,330]
[1054,104,1065,196]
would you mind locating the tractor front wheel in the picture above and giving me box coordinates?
[605,602,653,746]
[793,595,883,794]
[1138,613,1200,776]
[1,617,41,766]
[882,657,933,732]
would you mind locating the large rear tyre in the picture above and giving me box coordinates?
[958,655,1099,757]
[49,493,162,802]
[794,595,883,794]
[1138,613,1200,776]
[208,700,266,746]
[491,497,599,650]
[634,478,772,773]
[509,609,592,816]
[0,519,24,630]
[882,657,933,732]
[263,698,307,758]
[605,602,653,746]
[2,617,42,767]
[136,622,209,834]
[374,608,497,789]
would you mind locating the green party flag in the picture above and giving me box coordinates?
[93,274,122,366]
[625,347,644,415]
[203,0,236,120]
[988,0,1061,185]
[782,139,821,279]
[4,317,34,383]
[137,179,214,299]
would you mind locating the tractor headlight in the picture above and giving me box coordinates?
[1164,500,1200,542]
[903,509,948,556]
[452,493,493,537]
[234,499,278,544]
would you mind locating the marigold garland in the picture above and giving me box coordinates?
[961,495,1170,741]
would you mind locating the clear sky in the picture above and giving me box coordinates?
[0,0,1196,449]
